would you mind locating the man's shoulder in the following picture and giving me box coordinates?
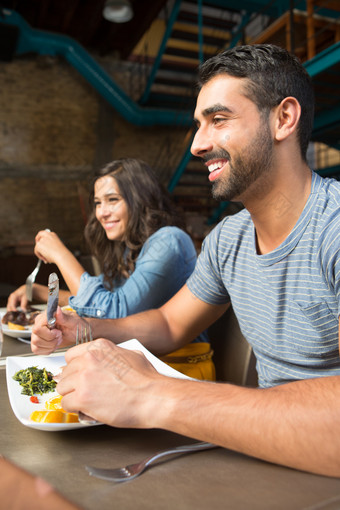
[313,174,340,227]
[310,174,340,254]
[315,173,340,206]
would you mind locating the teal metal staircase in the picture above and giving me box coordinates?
[0,8,191,128]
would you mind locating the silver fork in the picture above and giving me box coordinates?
[75,323,98,425]
[85,441,218,482]
[25,259,42,301]
[75,323,93,345]
[26,228,51,302]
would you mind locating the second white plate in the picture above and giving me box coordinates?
[2,323,32,339]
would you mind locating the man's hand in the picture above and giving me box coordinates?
[57,339,161,428]
[31,307,85,354]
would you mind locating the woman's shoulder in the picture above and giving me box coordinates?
[150,226,191,241]
[140,226,195,257]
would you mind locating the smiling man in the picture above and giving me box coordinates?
[32,44,340,477]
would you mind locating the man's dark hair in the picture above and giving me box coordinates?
[198,44,314,161]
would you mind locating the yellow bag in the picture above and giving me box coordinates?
[160,343,215,381]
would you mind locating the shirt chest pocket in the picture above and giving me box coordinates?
[288,300,339,358]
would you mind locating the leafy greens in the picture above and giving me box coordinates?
[13,366,56,396]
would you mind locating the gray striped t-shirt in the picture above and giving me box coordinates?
[187,171,340,388]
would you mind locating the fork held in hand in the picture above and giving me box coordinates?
[75,323,93,345]
[25,259,42,302]
[25,228,51,302]
[85,441,218,482]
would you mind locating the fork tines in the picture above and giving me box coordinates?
[76,324,93,345]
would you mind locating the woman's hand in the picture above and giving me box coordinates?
[34,230,68,265]
[34,230,84,296]
[7,285,29,311]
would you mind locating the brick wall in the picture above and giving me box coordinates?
[0,54,187,254]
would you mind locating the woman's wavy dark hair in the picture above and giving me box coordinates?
[84,158,186,289]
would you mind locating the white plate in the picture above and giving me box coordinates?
[1,305,46,339]
[6,353,85,431]
[6,339,191,431]
[2,323,32,339]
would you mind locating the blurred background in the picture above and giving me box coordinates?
[0,0,339,300]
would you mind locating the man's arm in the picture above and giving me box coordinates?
[90,284,229,354]
[31,285,229,355]
[58,321,340,478]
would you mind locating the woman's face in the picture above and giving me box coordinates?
[94,175,129,241]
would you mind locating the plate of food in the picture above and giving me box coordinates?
[6,339,191,431]
[6,353,94,431]
[1,306,45,339]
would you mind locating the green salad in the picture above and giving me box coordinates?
[13,366,57,396]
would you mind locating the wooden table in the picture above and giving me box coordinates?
[2,331,340,510]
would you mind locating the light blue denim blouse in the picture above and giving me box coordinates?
[69,226,208,342]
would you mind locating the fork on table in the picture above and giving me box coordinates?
[86,441,218,482]
[75,323,98,425]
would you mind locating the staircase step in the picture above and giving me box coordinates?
[164,46,201,62]
[155,67,197,85]
[178,2,241,32]
[171,27,230,47]
[158,58,198,73]
[164,44,218,62]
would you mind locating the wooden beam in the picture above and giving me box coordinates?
[307,0,316,60]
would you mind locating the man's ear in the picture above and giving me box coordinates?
[274,96,301,142]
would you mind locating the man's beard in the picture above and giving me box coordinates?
[208,122,274,202]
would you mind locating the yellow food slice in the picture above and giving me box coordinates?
[7,321,26,331]
[61,306,76,313]
[45,395,63,410]
[30,410,64,423]
[30,395,79,423]
[30,409,79,424]
[63,412,79,423]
